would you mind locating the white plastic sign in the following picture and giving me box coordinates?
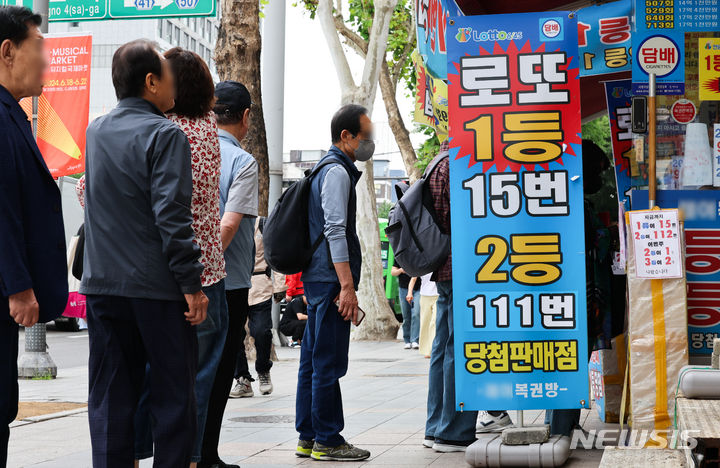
[629,209,682,279]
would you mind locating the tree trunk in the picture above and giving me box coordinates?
[312,0,401,340]
[214,0,270,215]
[379,61,421,182]
[345,90,400,341]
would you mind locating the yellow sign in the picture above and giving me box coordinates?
[412,50,449,142]
[699,38,720,101]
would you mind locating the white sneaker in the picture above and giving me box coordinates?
[258,372,273,395]
[229,377,254,398]
[476,411,513,433]
[404,343,412,349]
[432,439,474,452]
[411,342,419,349]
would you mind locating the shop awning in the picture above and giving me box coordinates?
[453,0,629,120]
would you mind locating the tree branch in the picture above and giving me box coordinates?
[390,17,415,86]
[358,0,399,102]
[379,59,421,182]
[333,13,368,55]
[317,0,356,92]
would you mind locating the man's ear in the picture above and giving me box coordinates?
[243,107,251,125]
[340,128,352,142]
[0,39,15,66]
[145,72,155,94]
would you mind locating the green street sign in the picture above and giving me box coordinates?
[109,0,214,19]
[0,0,34,8]
[2,0,215,21]
[49,0,106,21]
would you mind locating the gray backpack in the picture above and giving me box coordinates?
[385,152,450,277]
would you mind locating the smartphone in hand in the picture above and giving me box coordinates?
[334,299,366,326]
[354,308,366,327]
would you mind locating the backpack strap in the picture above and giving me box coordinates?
[305,157,348,179]
[306,156,355,256]
[422,151,449,180]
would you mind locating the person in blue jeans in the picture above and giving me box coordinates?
[295,105,374,462]
[392,260,421,349]
[132,47,229,468]
[424,144,478,452]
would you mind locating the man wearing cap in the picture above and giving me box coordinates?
[199,80,258,468]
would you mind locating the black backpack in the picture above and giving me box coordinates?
[385,152,450,277]
[264,158,350,275]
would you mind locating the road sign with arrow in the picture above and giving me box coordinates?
[5,0,214,21]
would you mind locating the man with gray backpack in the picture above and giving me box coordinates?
[386,141,478,452]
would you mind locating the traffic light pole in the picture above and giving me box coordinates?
[18,0,58,379]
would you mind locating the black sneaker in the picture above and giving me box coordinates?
[432,438,475,453]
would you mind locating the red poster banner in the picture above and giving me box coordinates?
[20,34,92,178]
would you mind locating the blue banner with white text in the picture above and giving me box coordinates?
[447,12,589,411]
[577,0,632,76]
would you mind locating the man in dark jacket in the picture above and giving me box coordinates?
[81,39,207,468]
[0,7,68,466]
[294,104,372,462]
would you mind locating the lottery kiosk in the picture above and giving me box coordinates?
[413,0,720,465]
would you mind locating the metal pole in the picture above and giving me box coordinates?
[18,0,58,379]
[262,0,287,343]
[262,0,286,214]
[648,73,657,209]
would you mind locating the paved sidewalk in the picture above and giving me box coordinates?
[9,339,604,467]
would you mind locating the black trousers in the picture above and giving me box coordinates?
[86,295,198,468]
[279,320,306,342]
[0,320,18,468]
[234,298,273,380]
[201,287,248,464]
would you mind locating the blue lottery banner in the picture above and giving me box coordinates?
[415,0,463,79]
[633,190,720,355]
[577,0,632,76]
[604,79,646,211]
[632,0,720,94]
[446,12,589,410]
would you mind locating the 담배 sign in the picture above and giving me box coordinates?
[19,33,91,178]
[632,0,720,95]
[447,12,589,411]
[628,209,682,279]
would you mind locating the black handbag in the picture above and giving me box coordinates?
[72,224,84,281]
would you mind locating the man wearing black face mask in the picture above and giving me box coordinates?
[293,104,373,462]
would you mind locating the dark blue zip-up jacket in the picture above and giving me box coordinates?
[302,146,362,288]
[0,85,67,323]
[80,98,203,300]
